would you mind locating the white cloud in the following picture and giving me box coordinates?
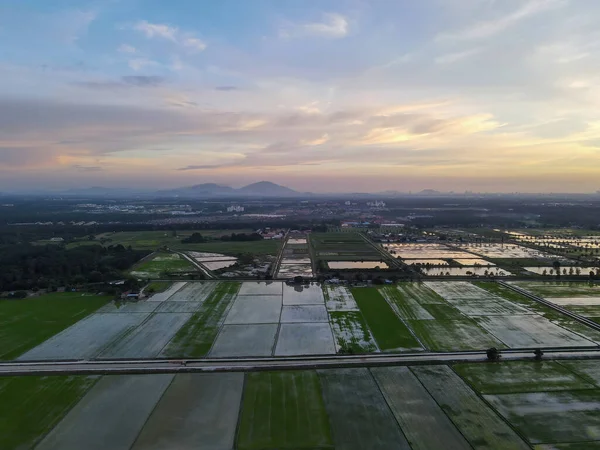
[118,44,136,54]
[132,20,207,51]
[435,48,481,64]
[134,20,178,41]
[301,134,330,146]
[128,58,159,71]
[182,37,207,52]
[438,0,566,41]
[280,13,349,39]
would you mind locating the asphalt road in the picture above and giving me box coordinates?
[2,348,600,376]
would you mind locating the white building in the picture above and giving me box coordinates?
[227,205,245,212]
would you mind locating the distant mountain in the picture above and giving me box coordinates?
[157,183,235,197]
[156,181,305,198]
[238,181,299,197]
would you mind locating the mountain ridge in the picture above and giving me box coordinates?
[156,181,305,198]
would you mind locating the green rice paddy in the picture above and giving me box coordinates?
[0,292,111,360]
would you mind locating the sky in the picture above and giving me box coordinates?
[1,0,600,193]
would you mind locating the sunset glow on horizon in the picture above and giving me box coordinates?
[1,0,600,193]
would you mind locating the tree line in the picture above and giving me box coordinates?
[0,243,149,292]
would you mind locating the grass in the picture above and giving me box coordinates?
[380,286,435,320]
[130,252,197,278]
[237,371,333,449]
[310,232,386,264]
[413,365,530,449]
[172,239,281,256]
[408,319,506,351]
[0,292,111,360]
[454,361,595,394]
[351,288,422,351]
[68,229,255,250]
[161,282,240,357]
[0,375,98,449]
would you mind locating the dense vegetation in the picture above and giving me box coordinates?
[0,243,149,291]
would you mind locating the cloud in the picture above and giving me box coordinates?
[215,86,239,91]
[128,58,159,71]
[177,164,225,171]
[438,0,566,41]
[435,48,482,64]
[183,37,207,52]
[132,20,207,52]
[134,20,177,41]
[301,134,330,146]
[122,76,165,86]
[118,44,136,54]
[280,13,349,39]
[74,76,166,90]
[72,165,102,172]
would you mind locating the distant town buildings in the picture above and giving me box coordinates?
[367,200,386,208]
[227,205,245,213]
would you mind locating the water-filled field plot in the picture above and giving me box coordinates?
[280,305,328,322]
[384,243,473,259]
[147,281,186,302]
[132,373,244,450]
[413,365,530,449]
[168,281,217,301]
[237,371,333,450]
[408,318,505,351]
[282,283,325,305]
[458,243,557,259]
[329,311,378,353]
[98,313,192,359]
[318,368,411,450]
[372,366,471,450]
[323,285,359,311]
[209,324,279,357]
[161,282,240,357]
[474,315,595,348]
[454,361,595,394]
[18,312,149,360]
[485,390,600,445]
[238,281,283,296]
[36,374,174,450]
[224,295,282,324]
[380,286,435,320]
[97,301,162,313]
[274,322,336,355]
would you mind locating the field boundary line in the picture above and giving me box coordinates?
[378,287,426,351]
[92,312,155,359]
[127,373,176,450]
[498,281,600,334]
[404,366,476,450]
[358,232,403,269]
[232,372,248,449]
[367,368,413,449]
[205,282,242,357]
[446,364,533,447]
